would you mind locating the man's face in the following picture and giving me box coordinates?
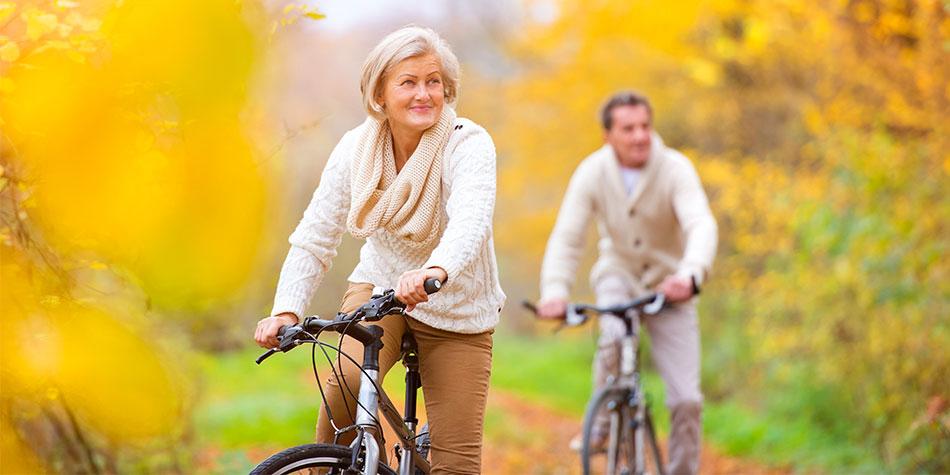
[604,104,652,168]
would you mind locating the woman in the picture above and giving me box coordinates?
[253,26,505,473]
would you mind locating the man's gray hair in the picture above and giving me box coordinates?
[600,91,653,130]
[360,26,461,120]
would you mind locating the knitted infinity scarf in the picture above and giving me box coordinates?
[347,106,456,249]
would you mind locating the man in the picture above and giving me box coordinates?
[537,91,717,475]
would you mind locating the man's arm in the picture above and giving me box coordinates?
[669,159,718,294]
[539,163,597,316]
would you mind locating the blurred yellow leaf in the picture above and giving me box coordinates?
[25,9,59,40]
[0,2,15,24]
[66,49,84,64]
[304,12,326,20]
[0,77,13,93]
[80,17,101,32]
[687,57,720,86]
[0,40,18,62]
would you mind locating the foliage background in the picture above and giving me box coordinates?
[1,0,948,472]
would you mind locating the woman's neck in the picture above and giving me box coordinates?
[390,122,423,173]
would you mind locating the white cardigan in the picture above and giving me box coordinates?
[541,134,718,301]
[271,117,506,334]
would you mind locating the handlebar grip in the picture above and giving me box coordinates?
[424,278,442,295]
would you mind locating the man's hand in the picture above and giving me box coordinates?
[537,297,568,319]
[396,266,448,312]
[255,312,299,349]
[658,275,694,302]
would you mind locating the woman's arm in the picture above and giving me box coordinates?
[421,126,497,285]
[270,132,355,320]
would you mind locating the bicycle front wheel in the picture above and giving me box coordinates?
[643,410,664,475]
[582,387,665,475]
[581,387,633,475]
[249,443,397,475]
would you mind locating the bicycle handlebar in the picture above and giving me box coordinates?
[573,293,666,317]
[256,278,443,364]
[521,293,667,329]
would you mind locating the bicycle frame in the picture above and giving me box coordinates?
[607,318,650,475]
[348,340,430,475]
[256,281,443,475]
[528,293,666,475]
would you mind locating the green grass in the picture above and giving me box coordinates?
[489,326,886,472]
[490,329,670,433]
[193,327,885,473]
[192,338,426,472]
[193,345,323,448]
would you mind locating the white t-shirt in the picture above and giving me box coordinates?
[620,166,642,195]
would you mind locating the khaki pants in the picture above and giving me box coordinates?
[315,282,493,474]
[594,275,703,475]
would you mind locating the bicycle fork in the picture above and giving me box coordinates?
[354,369,382,475]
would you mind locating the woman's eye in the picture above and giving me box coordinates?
[401,80,414,86]
[428,78,441,85]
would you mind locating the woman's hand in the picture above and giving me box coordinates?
[396,267,448,312]
[254,313,299,349]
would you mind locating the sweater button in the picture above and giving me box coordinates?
[629,209,636,217]
[642,263,650,271]
[634,238,641,247]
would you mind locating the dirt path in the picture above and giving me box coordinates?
[231,371,787,474]
[481,390,788,475]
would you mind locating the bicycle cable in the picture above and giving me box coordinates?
[304,317,386,438]
[320,337,386,437]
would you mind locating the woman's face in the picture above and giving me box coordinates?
[377,53,445,134]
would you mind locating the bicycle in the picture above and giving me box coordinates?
[250,278,443,475]
[524,293,667,475]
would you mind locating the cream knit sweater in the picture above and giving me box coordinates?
[540,133,718,301]
[271,117,506,334]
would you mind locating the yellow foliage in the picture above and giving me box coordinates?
[1,0,268,309]
[0,0,283,469]
[479,0,950,467]
[0,39,17,62]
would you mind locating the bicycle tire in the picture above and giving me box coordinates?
[249,443,397,475]
[582,387,665,475]
[581,387,630,475]
[643,410,664,475]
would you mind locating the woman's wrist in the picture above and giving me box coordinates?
[274,312,299,324]
[427,266,448,283]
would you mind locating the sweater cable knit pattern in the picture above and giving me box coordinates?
[271,115,506,334]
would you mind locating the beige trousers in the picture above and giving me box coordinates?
[594,274,703,475]
[315,282,493,474]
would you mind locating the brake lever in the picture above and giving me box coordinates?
[643,294,666,315]
[255,348,278,365]
[566,304,587,326]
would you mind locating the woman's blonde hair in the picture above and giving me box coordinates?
[360,26,460,120]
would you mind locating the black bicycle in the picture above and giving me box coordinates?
[525,293,667,475]
[250,279,442,475]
